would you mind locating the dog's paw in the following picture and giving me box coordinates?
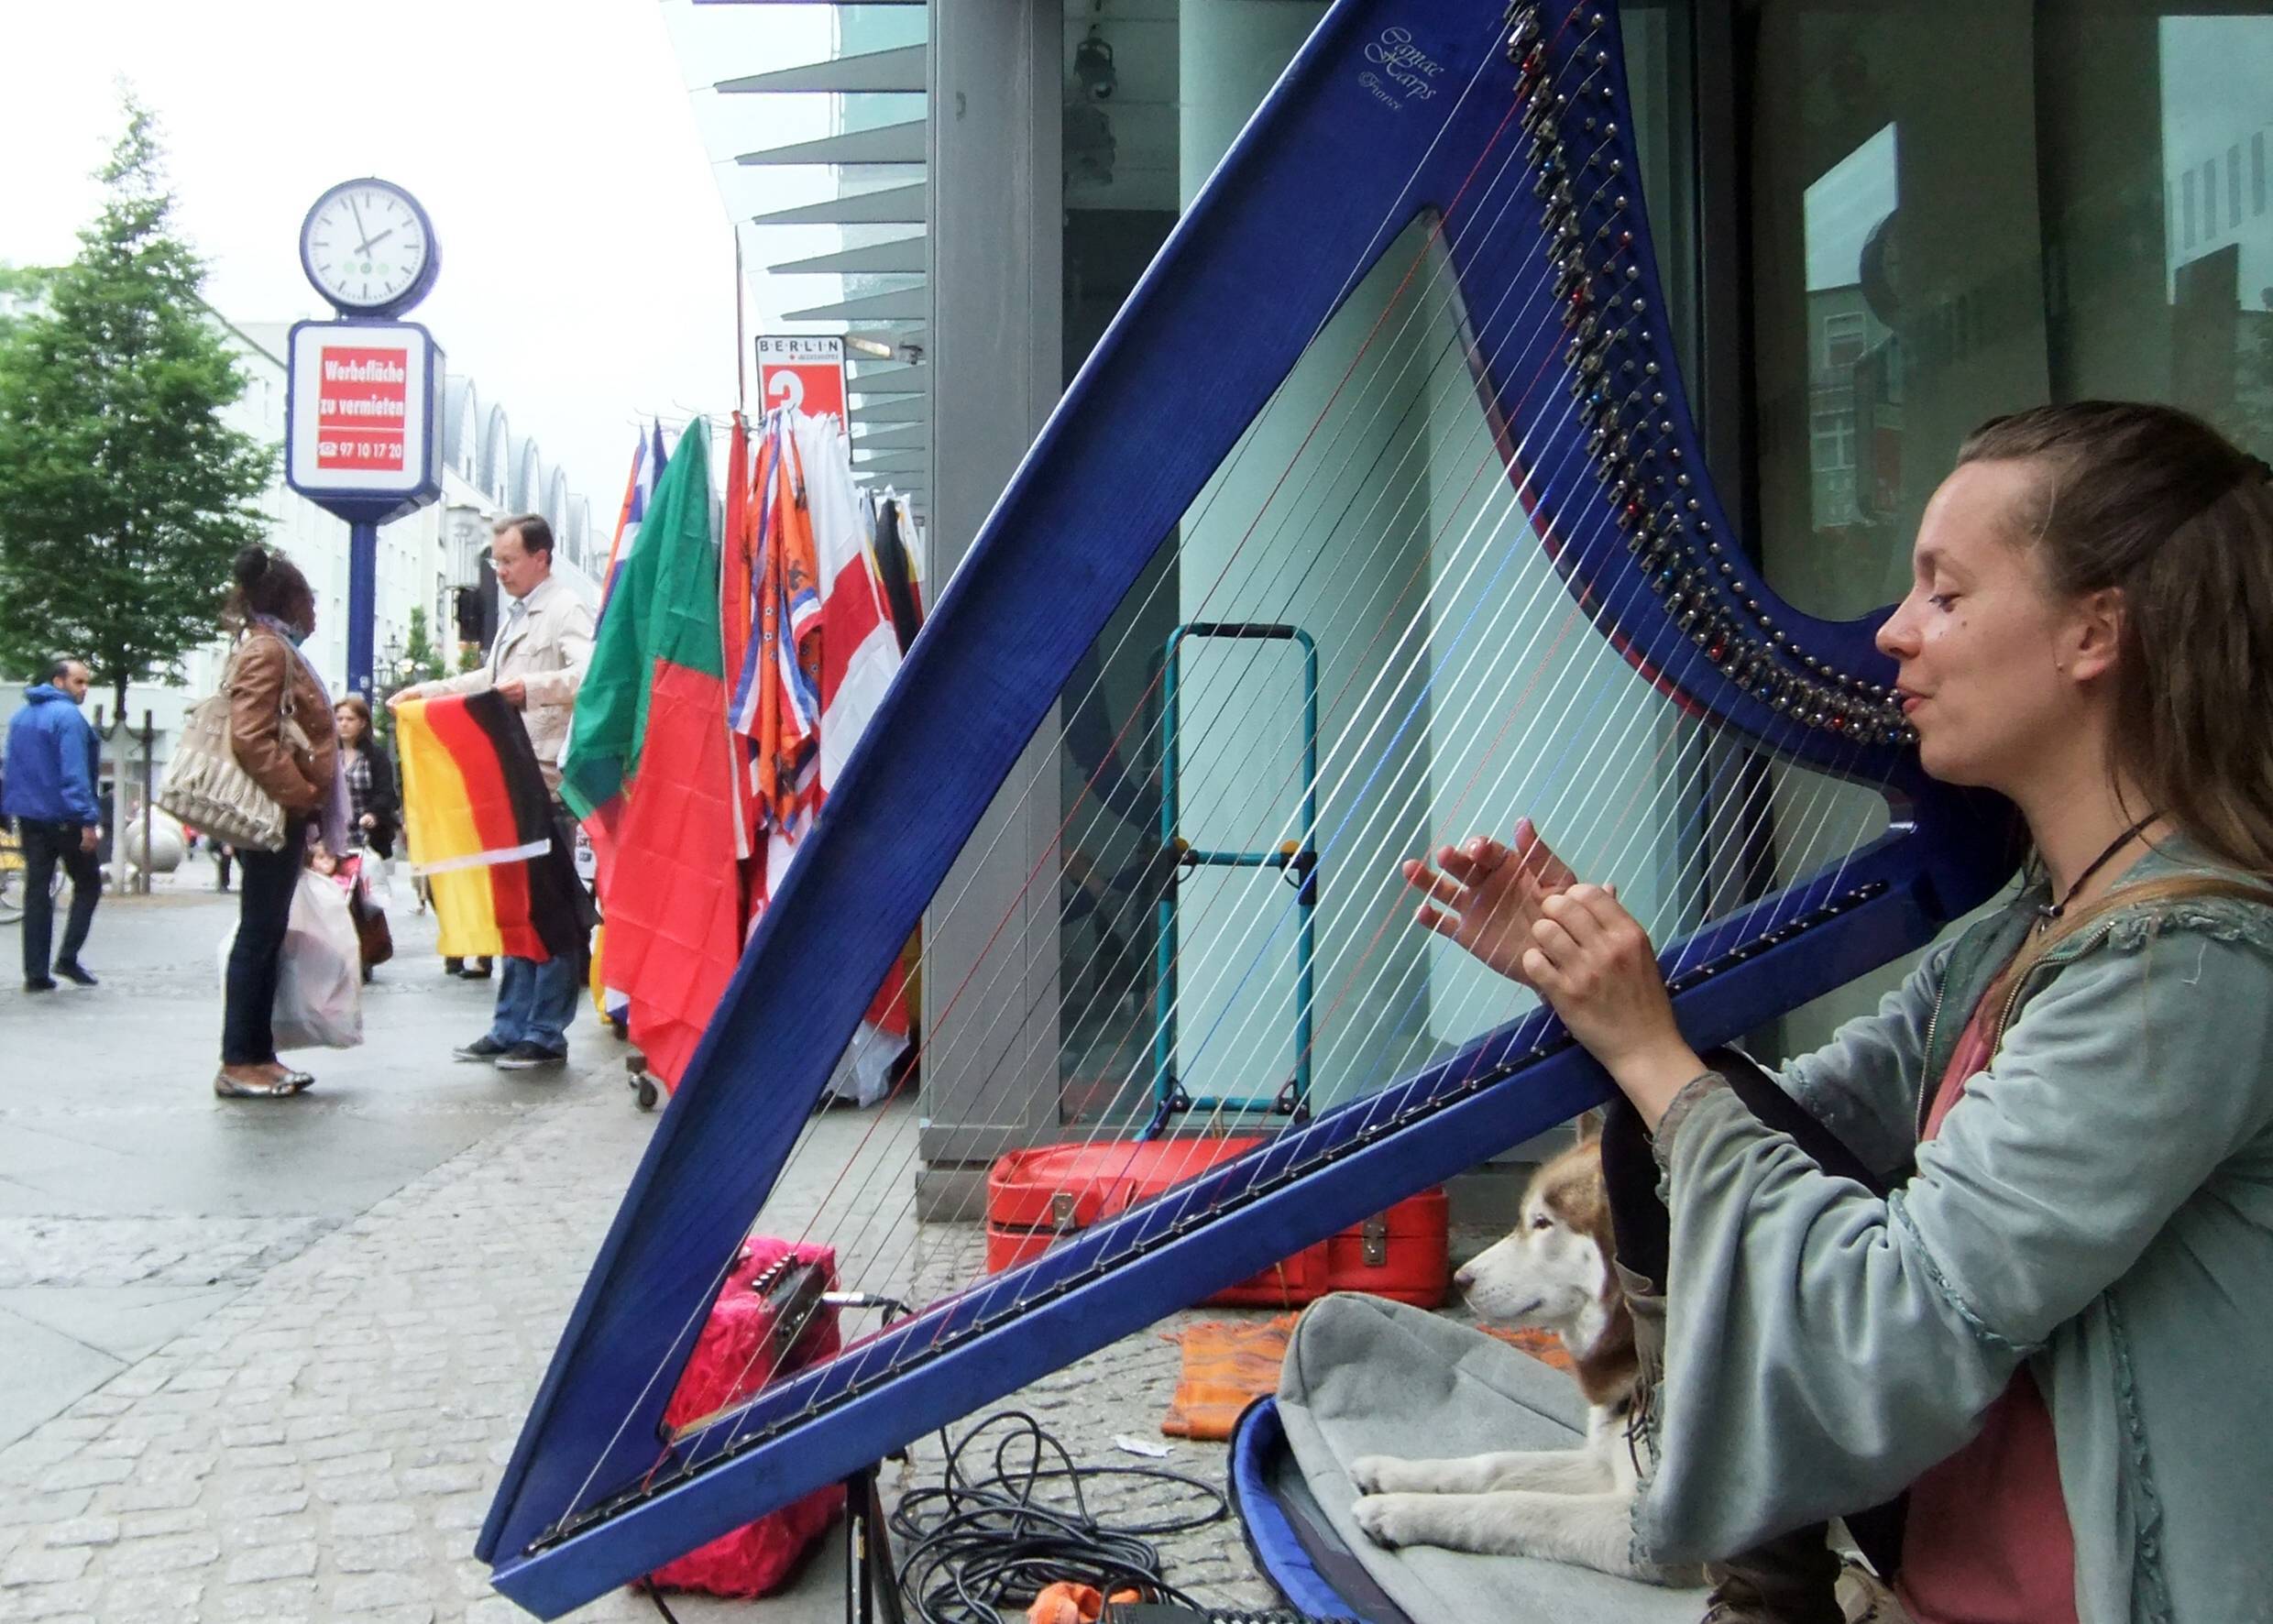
[1348,1454,1397,1495]
[1351,1493,1422,1549]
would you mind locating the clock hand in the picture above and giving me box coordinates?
[359,227,398,253]
[348,196,372,256]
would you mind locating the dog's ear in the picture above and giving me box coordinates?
[1573,1109,1604,1144]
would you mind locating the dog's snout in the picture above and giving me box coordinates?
[1453,1266,1474,1291]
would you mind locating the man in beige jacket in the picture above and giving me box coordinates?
[391,513,595,1070]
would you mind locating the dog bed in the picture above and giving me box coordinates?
[1257,1292,1708,1624]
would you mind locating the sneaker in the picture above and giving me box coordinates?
[454,1036,511,1062]
[53,961,97,987]
[495,1042,567,1073]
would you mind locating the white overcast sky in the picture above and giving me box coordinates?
[0,0,833,509]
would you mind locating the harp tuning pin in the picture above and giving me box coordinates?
[1606,123,1620,138]
[1653,390,1666,405]
[1718,561,1735,576]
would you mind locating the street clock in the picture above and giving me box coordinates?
[298,178,439,318]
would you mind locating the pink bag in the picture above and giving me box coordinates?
[645,1239,844,1597]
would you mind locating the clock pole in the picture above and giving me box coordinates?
[347,521,379,700]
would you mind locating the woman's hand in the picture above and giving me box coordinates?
[359,813,378,830]
[1400,818,1577,986]
[1523,885,1707,1125]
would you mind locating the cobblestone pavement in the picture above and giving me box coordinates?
[0,1071,1317,1623]
[0,874,1418,1622]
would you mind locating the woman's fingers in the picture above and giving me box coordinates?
[1400,858,1469,908]
[1529,915,1583,964]
[1434,838,1506,885]
[1510,819,1577,889]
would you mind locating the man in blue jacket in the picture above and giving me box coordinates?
[3,659,103,991]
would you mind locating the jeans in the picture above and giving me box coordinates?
[19,819,101,982]
[484,951,580,1055]
[221,822,305,1066]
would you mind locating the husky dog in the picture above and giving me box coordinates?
[1349,1125,1691,1585]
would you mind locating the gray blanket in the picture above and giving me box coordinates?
[1276,1292,1708,1623]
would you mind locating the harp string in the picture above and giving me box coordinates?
[701,87,1645,1406]
[755,318,1822,1421]
[554,5,1565,1521]
[696,27,1827,1450]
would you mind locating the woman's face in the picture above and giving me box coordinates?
[335,705,365,743]
[1874,458,2111,794]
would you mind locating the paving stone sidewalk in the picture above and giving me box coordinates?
[0,1081,1288,1624]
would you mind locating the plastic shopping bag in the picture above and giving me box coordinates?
[273,869,365,1049]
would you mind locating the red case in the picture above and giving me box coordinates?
[986,1138,1448,1309]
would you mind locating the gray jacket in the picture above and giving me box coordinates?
[411,574,594,790]
[1636,839,2273,1623]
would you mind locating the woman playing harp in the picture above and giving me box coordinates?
[1407,401,2273,1623]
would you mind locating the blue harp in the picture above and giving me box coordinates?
[480,3,2015,1613]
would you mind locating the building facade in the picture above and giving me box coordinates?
[1,313,607,829]
[675,1,2273,1203]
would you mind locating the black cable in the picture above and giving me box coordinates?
[888,1410,1230,1624]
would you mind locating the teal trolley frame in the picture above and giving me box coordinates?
[1147,622,1319,1139]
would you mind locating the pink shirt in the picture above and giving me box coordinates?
[1894,995,2080,1624]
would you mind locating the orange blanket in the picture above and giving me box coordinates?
[1160,1314,1574,1441]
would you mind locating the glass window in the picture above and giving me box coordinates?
[1050,3,1699,1127]
[1741,1,2273,1048]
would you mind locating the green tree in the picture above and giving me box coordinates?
[0,94,273,714]
[374,604,446,751]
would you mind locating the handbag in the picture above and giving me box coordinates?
[156,637,308,853]
[345,857,395,970]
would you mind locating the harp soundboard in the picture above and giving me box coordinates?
[480,3,2017,1613]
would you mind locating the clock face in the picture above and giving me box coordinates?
[301,181,434,314]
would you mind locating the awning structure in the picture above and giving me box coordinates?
[663,0,930,523]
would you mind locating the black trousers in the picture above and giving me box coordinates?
[1600,1052,1907,1577]
[221,821,305,1066]
[19,818,101,982]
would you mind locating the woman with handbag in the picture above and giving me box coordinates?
[216,547,346,1100]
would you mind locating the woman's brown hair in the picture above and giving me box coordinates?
[226,546,315,635]
[334,692,372,738]
[1957,402,2273,1003]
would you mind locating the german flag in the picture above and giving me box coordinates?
[398,690,587,963]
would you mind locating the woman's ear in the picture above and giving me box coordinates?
[2064,587,2125,685]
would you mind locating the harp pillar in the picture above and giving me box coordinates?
[917,0,1071,1216]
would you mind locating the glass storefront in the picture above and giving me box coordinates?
[1021,0,2273,1134]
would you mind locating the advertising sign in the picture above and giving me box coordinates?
[757,335,848,421]
[285,320,443,509]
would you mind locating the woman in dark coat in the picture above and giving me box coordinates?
[332,694,399,861]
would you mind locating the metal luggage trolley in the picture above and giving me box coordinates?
[1147,622,1319,1140]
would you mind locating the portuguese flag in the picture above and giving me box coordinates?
[396,690,584,962]
[558,419,744,1089]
